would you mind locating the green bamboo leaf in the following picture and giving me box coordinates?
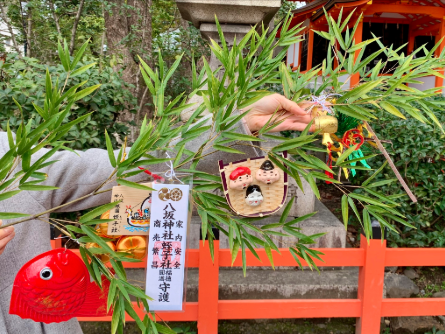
[264,245,275,270]
[341,195,349,228]
[222,131,264,142]
[231,239,240,265]
[366,179,397,188]
[0,190,21,202]
[336,144,358,165]
[193,184,222,191]
[280,197,294,225]
[70,63,96,77]
[213,145,244,154]
[380,101,406,119]
[105,131,117,168]
[116,179,154,191]
[348,196,362,223]
[349,193,388,207]
[362,161,388,186]
[72,84,101,101]
[363,208,371,240]
[57,40,70,71]
[81,225,116,254]
[79,201,122,223]
[71,40,89,69]
[306,174,320,199]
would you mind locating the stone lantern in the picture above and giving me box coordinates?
[176,0,281,55]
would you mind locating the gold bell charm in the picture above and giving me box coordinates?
[311,107,338,147]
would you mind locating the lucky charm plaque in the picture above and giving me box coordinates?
[218,153,288,217]
[107,183,153,235]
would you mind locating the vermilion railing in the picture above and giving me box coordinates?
[50,237,445,334]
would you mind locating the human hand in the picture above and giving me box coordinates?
[0,220,15,256]
[242,93,314,133]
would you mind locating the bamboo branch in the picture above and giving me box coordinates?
[69,0,85,55]
[0,188,113,229]
[364,121,417,203]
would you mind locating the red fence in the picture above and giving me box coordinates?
[51,237,445,333]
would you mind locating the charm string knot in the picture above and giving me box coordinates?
[164,152,184,184]
[306,93,340,114]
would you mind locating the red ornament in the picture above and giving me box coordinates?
[342,129,364,150]
[325,143,334,184]
[229,166,251,180]
[10,249,111,324]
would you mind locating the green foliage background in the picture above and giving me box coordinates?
[0,55,135,149]
[353,97,445,247]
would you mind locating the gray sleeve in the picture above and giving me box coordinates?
[0,115,256,213]
[26,146,156,212]
[183,113,257,174]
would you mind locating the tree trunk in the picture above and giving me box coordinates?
[26,7,32,57]
[69,0,85,55]
[0,3,22,57]
[104,0,153,141]
[48,0,61,37]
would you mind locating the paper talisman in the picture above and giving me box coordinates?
[145,183,190,311]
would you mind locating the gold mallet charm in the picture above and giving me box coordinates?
[311,107,338,147]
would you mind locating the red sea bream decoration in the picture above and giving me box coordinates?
[10,249,111,324]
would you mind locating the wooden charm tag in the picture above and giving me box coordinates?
[107,183,152,236]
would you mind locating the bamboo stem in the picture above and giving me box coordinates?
[364,121,417,203]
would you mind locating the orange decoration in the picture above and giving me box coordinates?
[116,236,148,260]
[86,241,116,264]
[95,211,115,239]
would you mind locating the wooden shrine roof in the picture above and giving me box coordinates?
[288,0,445,35]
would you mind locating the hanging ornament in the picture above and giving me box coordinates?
[116,236,148,260]
[219,154,288,217]
[229,166,253,190]
[309,97,374,182]
[255,160,281,185]
[311,101,339,147]
[10,249,111,324]
[86,241,116,263]
[245,185,264,207]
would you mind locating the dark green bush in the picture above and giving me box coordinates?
[0,54,136,150]
[353,97,445,247]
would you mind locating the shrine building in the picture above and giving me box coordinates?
[285,0,445,91]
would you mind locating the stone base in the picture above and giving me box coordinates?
[126,267,359,303]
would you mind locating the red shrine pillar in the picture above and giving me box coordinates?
[435,18,445,91]
[408,28,415,54]
[307,28,314,70]
[350,16,363,87]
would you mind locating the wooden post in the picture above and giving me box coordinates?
[351,16,364,87]
[50,239,62,249]
[356,236,386,334]
[307,28,314,70]
[435,17,445,91]
[408,29,415,54]
[198,240,219,333]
